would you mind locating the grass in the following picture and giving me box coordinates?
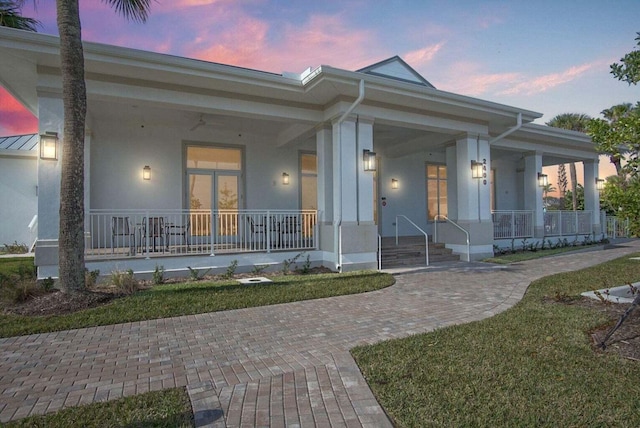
[485,243,606,264]
[352,252,640,427]
[3,388,192,428]
[0,270,394,338]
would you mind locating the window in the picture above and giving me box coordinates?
[426,164,447,220]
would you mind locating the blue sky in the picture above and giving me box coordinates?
[2,0,639,148]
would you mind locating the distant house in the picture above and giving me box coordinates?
[0,27,602,278]
[0,134,37,249]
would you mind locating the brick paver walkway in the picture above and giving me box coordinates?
[1,241,639,426]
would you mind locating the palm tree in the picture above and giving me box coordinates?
[542,182,557,208]
[601,103,633,176]
[546,113,592,211]
[0,0,39,31]
[55,0,151,292]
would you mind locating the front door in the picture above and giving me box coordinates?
[185,145,244,246]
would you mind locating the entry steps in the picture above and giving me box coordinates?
[380,235,460,268]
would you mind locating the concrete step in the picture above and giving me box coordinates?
[380,238,461,268]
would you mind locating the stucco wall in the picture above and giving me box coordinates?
[89,118,315,211]
[0,155,37,247]
[492,158,519,211]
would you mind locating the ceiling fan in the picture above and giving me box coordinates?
[190,114,207,131]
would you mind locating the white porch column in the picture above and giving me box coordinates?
[36,95,64,277]
[357,116,375,223]
[439,134,493,260]
[524,152,544,238]
[328,115,377,271]
[316,124,333,223]
[583,159,602,235]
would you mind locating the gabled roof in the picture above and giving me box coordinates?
[357,56,435,88]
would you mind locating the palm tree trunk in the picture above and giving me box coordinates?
[56,0,86,292]
[569,162,577,210]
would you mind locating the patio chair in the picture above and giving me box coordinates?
[280,215,300,248]
[246,216,266,249]
[111,216,135,255]
[165,217,191,251]
[140,217,166,252]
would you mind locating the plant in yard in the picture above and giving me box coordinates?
[251,264,268,275]
[84,269,100,288]
[298,254,312,274]
[41,276,55,292]
[282,252,305,275]
[152,265,165,285]
[111,268,138,295]
[187,266,211,281]
[2,241,28,254]
[224,260,238,279]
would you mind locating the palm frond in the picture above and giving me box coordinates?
[102,0,153,23]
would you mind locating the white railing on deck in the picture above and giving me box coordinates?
[492,211,533,239]
[543,210,592,236]
[86,209,317,259]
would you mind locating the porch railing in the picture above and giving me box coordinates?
[86,209,317,259]
[605,216,630,239]
[492,211,533,239]
[543,210,592,236]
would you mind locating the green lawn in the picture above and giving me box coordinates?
[352,253,640,427]
[3,388,192,428]
[0,269,394,338]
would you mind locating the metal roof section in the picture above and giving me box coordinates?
[357,56,436,88]
[0,134,38,151]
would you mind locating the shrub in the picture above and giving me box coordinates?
[224,260,238,279]
[152,265,165,285]
[111,269,138,295]
[2,241,28,254]
[85,269,100,288]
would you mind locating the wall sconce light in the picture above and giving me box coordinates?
[142,165,151,180]
[391,178,399,189]
[537,172,548,187]
[363,149,377,171]
[471,160,484,179]
[39,132,58,160]
[282,172,290,185]
[596,178,605,191]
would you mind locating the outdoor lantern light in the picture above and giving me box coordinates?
[143,165,151,180]
[391,178,399,189]
[471,160,484,179]
[39,132,58,160]
[363,149,377,171]
[282,172,290,185]
[596,178,605,191]
[538,172,548,187]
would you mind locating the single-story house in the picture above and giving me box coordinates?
[0,27,602,279]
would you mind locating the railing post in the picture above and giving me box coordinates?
[266,210,271,253]
[510,212,515,239]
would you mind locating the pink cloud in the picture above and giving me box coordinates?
[436,61,522,96]
[404,43,445,67]
[498,62,599,96]
[0,88,37,135]
[187,13,378,73]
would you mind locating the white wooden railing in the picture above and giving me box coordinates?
[28,215,38,253]
[86,209,317,259]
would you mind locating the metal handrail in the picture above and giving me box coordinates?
[433,215,470,262]
[395,215,429,266]
[377,234,382,271]
[28,215,38,253]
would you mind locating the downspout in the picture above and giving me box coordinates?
[334,79,365,272]
[489,112,522,144]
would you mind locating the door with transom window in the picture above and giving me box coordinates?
[186,145,243,244]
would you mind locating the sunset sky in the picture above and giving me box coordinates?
[2,0,639,180]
